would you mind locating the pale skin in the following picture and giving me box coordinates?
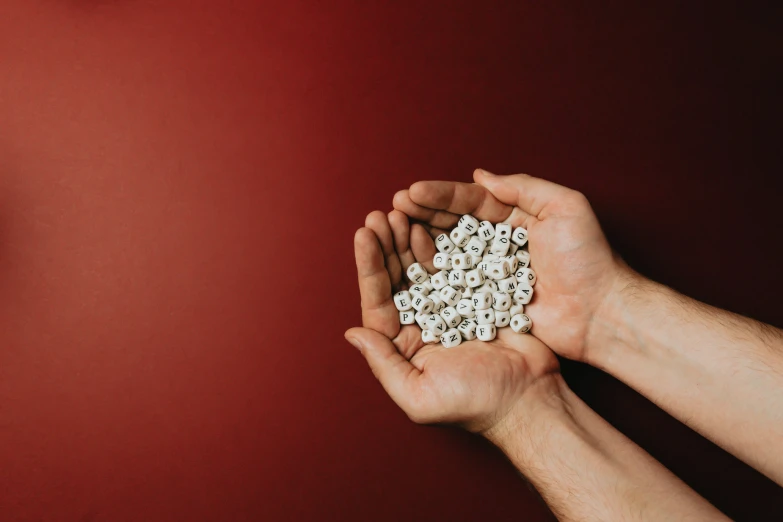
[346,169,783,520]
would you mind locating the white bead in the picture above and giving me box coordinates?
[451,253,472,270]
[457,318,477,341]
[490,236,510,256]
[440,328,462,348]
[407,263,428,284]
[465,237,486,257]
[429,293,446,314]
[486,260,510,280]
[458,214,480,235]
[494,310,511,327]
[511,226,528,246]
[462,286,473,298]
[433,253,452,270]
[422,329,439,344]
[456,299,475,318]
[430,270,450,290]
[475,280,498,293]
[512,284,534,305]
[393,291,412,311]
[471,292,492,310]
[399,310,415,324]
[409,284,429,296]
[426,314,447,335]
[439,286,460,307]
[449,228,470,248]
[478,221,495,241]
[448,269,467,288]
[515,268,537,286]
[515,249,531,267]
[423,279,434,292]
[411,294,434,313]
[451,247,464,254]
[510,313,532,333]
[509,303,525,317]
[503,255,519,272]
[476,323,497,341]
[507,242,518,255]
[415,311,431,329]
[497,276,517,293]
[495,223,512,239]
[434,233,456,253]
[476,308,495,325]
[492,292,511,311]
[482,253,499,262]
[440,306,461,328]
[465,268,485,288]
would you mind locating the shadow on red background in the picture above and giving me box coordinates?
[0,1,781,520]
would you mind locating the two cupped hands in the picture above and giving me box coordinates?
[345,168,629,438]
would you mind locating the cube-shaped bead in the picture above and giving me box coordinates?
[429,293,446,314]
[430,270,450,290]
[497,276,517,293]
[412,295,434,313]
[508,242,518,256]
[449,228,470,248]
[423,279,435,292]
[509,303,525,317]
[433,252,452,270]
[465,236,486,257]
[495,223,512,239]
[457,214,480,235]
[399,310,415,325]
[494,310,511,327]
[515,249,531,268]
[477,221,495,241]
[476,323,497,341]
[490,236,510,256]
[439,286,460,307]
[515,268,537,286]
[451,253,473,270]
[476,308,496,325]
[466,268,485,288]
[511,226,528,247]
[407,263,428,284]
[422,329,440,344]
[475,280,498,294]
[409,284,429,296]
[510,313,532,333]
[492,292,511,311]
[451,247,464,254]
[415,311,431,329]
[435,233,456,253]
[462,286,473,298]
[502,255,519,272]
[486,260,510,280]
[393,290,412,311]
[512,284,534,305]
[457,318,478,341]
[456,299,475,318]
[426,314,447,335]
[448,269,467,288]
[440,306,461,328]
[471,292,492,310]
[440,329,463,348]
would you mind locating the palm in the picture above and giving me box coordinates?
[347,210,558,433]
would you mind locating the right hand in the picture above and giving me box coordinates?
[393,169,629,363]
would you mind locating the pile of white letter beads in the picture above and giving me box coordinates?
[394,215,535,348]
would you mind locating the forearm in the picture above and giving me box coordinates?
[589,267,783,484]
[486,374,726,521]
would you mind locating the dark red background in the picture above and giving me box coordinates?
[1,1,781,520]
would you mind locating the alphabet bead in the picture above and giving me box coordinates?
[430,270,450,290]
[507,242,518,256]
[476,323,497,341]
[439,286,461,307]
[409,284,429,296]
[440,306,461,328]
[475,280,498,293]
[486,260,510,280]
[426,314,447,335]
[451,247,464,254]
[451,253,473,270]
[501,255,519,272]
[495,223,512,239]
[423,279,434,292]
[490,236,510,256]
[472,292,492,310]
[433,253,452,270]
[440,329,463,348]
[422,329,440,344]
[429,293,446,314]
[511,227,528,246]
[497,276,517,293]
[494,310,511,327]
[509,303,525,317]
[458,214,480,235]
[407,263,428,284]
[465,237,486,257]
[448,269,467,288]
[449,228,470,248]
[394,291,412,311]
[400,310,415,325]
[512,284,534,305]
[412,295,434,313]
[457,318,477,341]
[435,234,456,253]
[476,308,495,325]
[515,268,537,286]
[492,292,511,311]
[466,268,485,288]
[510,313,532,333]
[515,249,531,268]
[456,299,475,318]
[415,311,431,329]
[462,286,473,298]
[478,221,496,241]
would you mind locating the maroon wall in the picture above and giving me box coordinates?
[1,1,781,520]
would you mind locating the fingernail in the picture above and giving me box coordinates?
[346,337,363,352]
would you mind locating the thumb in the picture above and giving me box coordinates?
[473,168,570,218]
[345,327,420,412]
